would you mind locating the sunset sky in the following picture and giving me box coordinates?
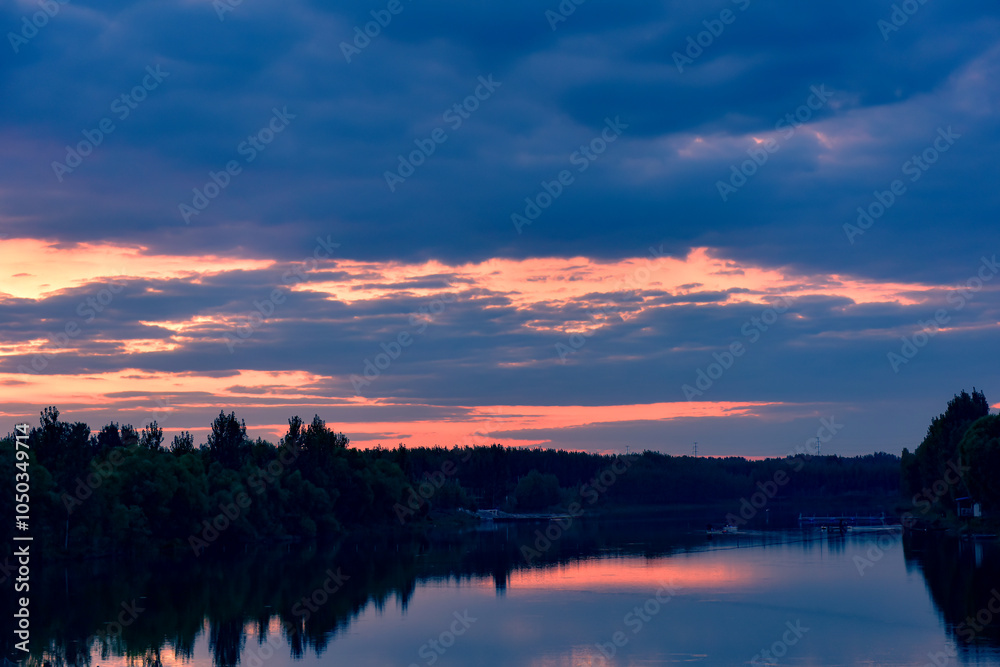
[1,0,999,456]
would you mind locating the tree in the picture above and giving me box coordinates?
[140,421,165,451]
[910,389,988,504]
[207,411,248,468]
[303,415,349,457]
[171,431,195,455]
[94,422,124,455]
[513,469,561,511]
[30,406,92,489]
[120,424,139,447]
[900,447,921,498]
[280,416,306,453]
[958,414,1000,511]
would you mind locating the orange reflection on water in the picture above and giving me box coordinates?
[508,555,757,593]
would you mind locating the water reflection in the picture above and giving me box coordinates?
[904,533,1000,655]
[3,521,999,666]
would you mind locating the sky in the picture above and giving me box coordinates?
[1,0,999,457]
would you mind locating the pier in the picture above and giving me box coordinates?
[798,513,888,526]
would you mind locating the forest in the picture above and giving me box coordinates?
[0,407,903,560]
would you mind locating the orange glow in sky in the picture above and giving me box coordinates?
[0,238,274,299]
[0,241,973,450]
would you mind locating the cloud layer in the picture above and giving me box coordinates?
[2,0,999,455]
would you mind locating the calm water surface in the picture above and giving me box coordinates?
[19,520,1000,666]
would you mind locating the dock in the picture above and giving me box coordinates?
[476,509,575,522]
[798,513,888,526]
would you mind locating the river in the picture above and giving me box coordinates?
[12,518,1000,666]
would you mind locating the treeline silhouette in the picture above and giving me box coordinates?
[901,388,1000,515]
[0,407,899,559]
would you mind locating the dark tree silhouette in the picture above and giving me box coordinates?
[207,411,249,468]
[140,421,164,451]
